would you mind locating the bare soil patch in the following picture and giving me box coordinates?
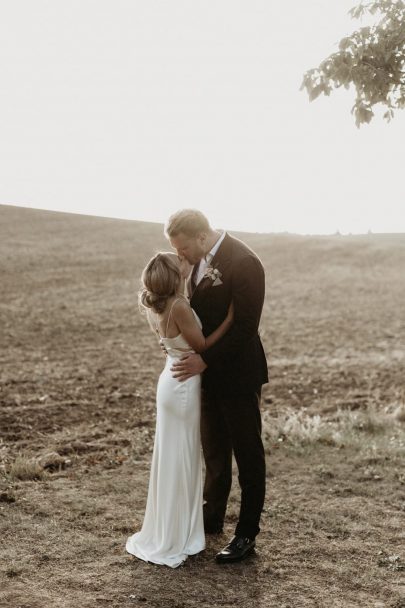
[1,205,404,607]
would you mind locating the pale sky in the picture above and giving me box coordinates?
[1,1,404,234]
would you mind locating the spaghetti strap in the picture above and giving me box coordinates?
[151,311,161,339]
[165,297,184,337]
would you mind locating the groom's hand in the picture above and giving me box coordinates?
[171,354,207,381]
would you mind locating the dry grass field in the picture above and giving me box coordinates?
[1,204,404,608]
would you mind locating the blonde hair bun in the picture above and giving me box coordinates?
[139,252,182,314]
[140,289,169,315]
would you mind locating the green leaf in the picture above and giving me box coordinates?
[309,84,325,101]
[301,0,405,126]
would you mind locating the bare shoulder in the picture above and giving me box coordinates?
[171,297,193,319]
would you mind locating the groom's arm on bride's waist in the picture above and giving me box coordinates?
[200,254,265,367]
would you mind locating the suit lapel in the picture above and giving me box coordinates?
[210,232,233,269]
[190,232,233,303]
[186,262,199,299]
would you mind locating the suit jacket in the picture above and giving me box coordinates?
[188,232,269,396]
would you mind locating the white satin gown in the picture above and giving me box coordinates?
[125,308,205,568]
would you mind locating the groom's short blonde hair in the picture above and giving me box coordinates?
[165,209,211,238]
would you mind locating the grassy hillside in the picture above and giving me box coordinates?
[1,205,404,607]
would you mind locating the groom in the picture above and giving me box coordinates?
[165,209,268,563]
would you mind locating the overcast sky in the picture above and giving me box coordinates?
[1,1,404,234]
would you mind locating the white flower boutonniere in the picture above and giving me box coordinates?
[203,266,223,286]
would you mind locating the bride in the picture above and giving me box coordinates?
[125,252,233,568]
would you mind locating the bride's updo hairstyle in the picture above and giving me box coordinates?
[139,252,182,314]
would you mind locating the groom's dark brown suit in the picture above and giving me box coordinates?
[188,232,268,540]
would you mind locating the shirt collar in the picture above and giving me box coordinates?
[204,230,226,263]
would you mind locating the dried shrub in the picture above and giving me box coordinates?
[7,454,44,481]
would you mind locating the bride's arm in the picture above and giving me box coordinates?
[203,300,234,350]
[172,300,233,353]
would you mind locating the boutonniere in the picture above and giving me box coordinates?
[203,266,223,286]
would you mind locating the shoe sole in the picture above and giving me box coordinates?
[215,545,256,563]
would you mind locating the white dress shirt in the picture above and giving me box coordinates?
[195,230,226,285]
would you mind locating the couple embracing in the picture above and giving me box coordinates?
[125,209,268,567]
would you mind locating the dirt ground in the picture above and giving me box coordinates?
[0,205,404,608]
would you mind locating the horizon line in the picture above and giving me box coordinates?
[1,202,405,238]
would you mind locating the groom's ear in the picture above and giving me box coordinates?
[197,231,207,245]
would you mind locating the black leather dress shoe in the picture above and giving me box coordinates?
[215,536,256,563]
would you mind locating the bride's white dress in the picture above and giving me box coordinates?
[125,308,205,568]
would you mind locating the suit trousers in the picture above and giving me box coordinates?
[200,387,266,540]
